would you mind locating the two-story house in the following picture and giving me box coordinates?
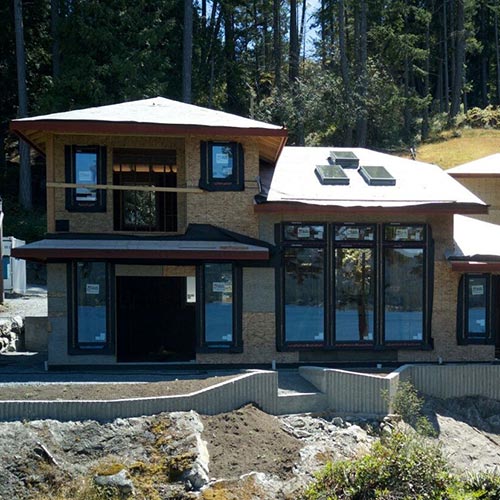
[9,97,497,367]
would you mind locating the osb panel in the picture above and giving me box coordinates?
[185,137,260,238]
[196,312,298,364]
[51,134,186,234]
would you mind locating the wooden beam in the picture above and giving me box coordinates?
[46,182,204,194]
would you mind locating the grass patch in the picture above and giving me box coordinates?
[412,129,500,169]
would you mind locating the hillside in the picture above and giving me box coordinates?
[414,129,500,169]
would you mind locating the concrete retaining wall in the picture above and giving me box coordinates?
[0,370,277,422]
[399,364,500,400]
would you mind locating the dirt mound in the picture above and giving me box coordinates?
[202,405,301,480]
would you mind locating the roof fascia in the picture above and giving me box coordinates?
[449,261,500,272]
[254,202,489,215]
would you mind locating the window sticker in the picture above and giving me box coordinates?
[346,227,360,239]
[86,284,100,295]
[395,228,409,240]
[213,282,226,293]
[216,153,229,165]
[471,285,484,296]
[297,226,311,238]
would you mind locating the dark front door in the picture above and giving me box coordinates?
[116,276,196,362]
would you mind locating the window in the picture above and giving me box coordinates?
[279,222,432,349]
[200,263,242,351]
[65,145,107,212]
[113,149,177,232]
[68,262,113,354]
[457,274,493,344]
[282,224,326,344]
[200,141,244,191]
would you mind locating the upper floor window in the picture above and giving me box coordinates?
[65,145,107,212]
[200,141,244,191]
[113,148,177,232]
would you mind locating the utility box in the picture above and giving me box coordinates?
[2,237,26,294]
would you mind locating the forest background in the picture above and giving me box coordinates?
[2,0,500,223]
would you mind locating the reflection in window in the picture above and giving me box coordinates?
[467,276,487,338]
[335,248,375,342]
[204,264,233,344]
[385,225,425,242]
[335,225,375,241]
[284,248,325,342]
[384,248,424,341]
[284,224,325,241]
[75,262,107,348]
[75,150,98,202]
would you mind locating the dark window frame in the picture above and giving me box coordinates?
[457,273,494,345]
[200,141,244,191]
[112,148,177,232]
[65,145,107,212]
[196,263,243,353]
[278,223,328,349]
[67,261,115,355]
[277,222,433,351]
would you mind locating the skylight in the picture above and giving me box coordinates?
[359,165,396,186]
[315,165,350,185]
[329,150,359,169]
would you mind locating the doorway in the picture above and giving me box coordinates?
[116,276,196,362]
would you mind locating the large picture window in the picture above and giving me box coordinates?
[69,262,113,354]
[113,148,177,232]
[279,222,432,349]
[65,145,107,212]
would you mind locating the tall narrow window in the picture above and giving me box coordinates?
[200,141,244,191]
[335,248,375,342]
[458,274,492,344]
[284,247,325,343]
[383,225,426,343]
[113,149,177,232]
[65,145,107,212]
[71,262,110,352]
[204,263,234,345]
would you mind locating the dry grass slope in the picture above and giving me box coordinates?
[413,129,500,169]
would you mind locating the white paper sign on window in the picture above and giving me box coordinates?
[216,153,229,165]
[395,228,409,240]
[78,171,93,182]
[346,227,359,239]
[86,284,100,295]
[213,282,226,293]
[297,226,311,238]
[471,285,484,296]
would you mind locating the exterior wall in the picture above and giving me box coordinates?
[257,211,495,363]
[196,267,298,364]
[453,177,500,224]
[49,133,260,237]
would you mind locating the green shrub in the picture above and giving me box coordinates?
[462,471,500,499]
[304,430,451,499]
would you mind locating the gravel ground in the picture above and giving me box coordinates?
[0,286,47,318]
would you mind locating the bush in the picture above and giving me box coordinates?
[304,430,451,499]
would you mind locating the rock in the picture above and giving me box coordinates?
[332,417,344,427]
[94,469,134,497]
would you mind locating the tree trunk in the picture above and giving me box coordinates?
[450,0,465,118]
[289,0,299,82]
[299,0,307,62]
[356,0,368,147]
[183,0,193,103]
[51,0,60,79]
[13,0,31,210]
[443,0,450,113]
[273,0,282,87]
[422,18,431,141]
[495,0,500,104]
[339,0,352,145]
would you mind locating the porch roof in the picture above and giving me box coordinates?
[447,154,500,178]
[256,147,487,214]
[11,224,272,263]
[447,215,500,271]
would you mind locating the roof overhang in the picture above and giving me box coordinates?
[254,201,489,215]
[11,238,270,263]
[9,120,287,163]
